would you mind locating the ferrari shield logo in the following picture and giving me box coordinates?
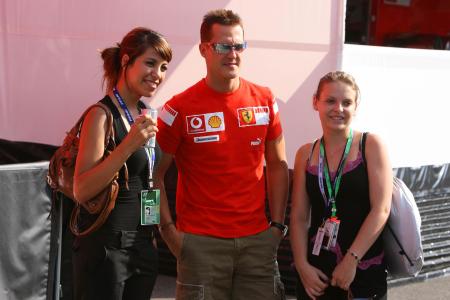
[237,106,269,127]
[240,109,254,124]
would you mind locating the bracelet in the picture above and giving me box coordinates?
[158,221,175,231]
[348,250,360,263]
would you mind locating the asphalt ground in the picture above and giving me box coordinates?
[151,274,450,300]
[388,275,450,300]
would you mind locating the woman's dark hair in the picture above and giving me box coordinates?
[101,27,172,92]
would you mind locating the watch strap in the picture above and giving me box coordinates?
[270,221,288,237]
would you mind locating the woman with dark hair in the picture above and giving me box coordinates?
[290,71,392,299]
[72,27,172,300]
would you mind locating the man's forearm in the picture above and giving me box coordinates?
[266,161,289,223]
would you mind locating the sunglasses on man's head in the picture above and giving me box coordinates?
[209,42,248,54]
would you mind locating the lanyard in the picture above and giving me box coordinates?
[318,128,353,218]
[113,87,155,187]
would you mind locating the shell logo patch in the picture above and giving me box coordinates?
[208,115,222,128]
[186,112,225,134]
[237,106,270,127]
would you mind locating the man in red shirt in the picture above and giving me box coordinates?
[155,9,289,300]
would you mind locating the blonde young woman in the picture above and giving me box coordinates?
[290,71,392,299]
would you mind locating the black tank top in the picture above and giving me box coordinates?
[304,144,386,298]
[100,96,161,231]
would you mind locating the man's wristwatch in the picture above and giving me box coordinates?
[270,221,288,237]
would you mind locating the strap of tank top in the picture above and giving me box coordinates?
[308,139,318,165]
[100,95,130,189]
[359,132,368,168]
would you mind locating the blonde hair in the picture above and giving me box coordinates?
[314,71,360,102]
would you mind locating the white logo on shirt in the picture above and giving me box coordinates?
[237,106,270,127]
[186,112,225,134]
[160,104,178,126]
[250,138,262,146]
[194,135,220,143]
[272,101,279,115]
[190,117,203,129]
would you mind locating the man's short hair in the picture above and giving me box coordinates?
[200,9,243,42]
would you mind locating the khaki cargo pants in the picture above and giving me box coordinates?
[176,228,286,300]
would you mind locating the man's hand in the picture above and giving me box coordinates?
[270,225,284,241]
[159,224,184,258]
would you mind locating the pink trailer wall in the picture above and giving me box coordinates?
[0,0,344,167]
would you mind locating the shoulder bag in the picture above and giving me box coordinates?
[360,132,423,277]
[48,102,123,236]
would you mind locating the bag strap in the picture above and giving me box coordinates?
[64,103,113,158]
[71,103,129,187]
[71,103,115,147]
[97,102,115,148]
[93,102,130,187]
[386,221,414,266]
[68,103,118,237]
[360,132,414,267]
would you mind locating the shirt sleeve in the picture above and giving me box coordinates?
[266,90,283,141]
[157,98,183,154]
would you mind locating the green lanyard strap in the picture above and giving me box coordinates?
[318,128,353,218]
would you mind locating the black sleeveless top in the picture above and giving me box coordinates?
[100,96,161,231]
[303,145,386,298]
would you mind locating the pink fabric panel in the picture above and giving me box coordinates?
[0,0,340,168]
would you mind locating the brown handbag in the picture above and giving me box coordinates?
[48,102,126,236]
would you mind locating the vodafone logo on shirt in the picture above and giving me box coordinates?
[186,112,225,134]
[237,106,270,127]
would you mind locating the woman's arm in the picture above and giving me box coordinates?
[331,133,393,290]
[290,144,329,300]
[73,107,157,203]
